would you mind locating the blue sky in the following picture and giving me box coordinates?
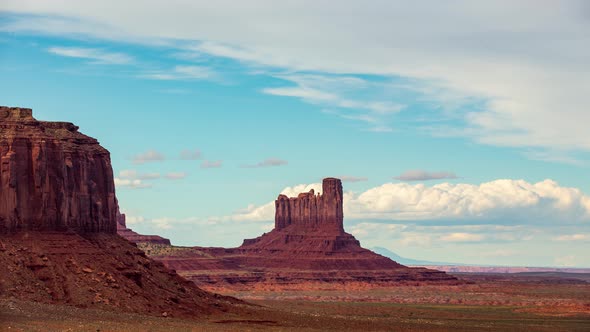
[1,1,589,267]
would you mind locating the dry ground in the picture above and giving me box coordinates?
[2,273,590,331]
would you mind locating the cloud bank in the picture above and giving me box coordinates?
[230,179,590,224]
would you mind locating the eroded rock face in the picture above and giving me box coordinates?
[275,177,344,232]
[0,106,117,233]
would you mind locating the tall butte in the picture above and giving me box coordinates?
[0,106,238,317]
[240,178,370,255]
[155,177,458,289]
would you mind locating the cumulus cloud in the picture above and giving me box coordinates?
[394,170,458,182]
[226,179,590,224]
[201,160,223,169]
[180,149,202,160]
[132,150,165,164]
[47,46,133,64]
[241,158,288,168]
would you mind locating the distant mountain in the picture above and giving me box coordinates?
[371,247,590,274]
[371,247,462,266]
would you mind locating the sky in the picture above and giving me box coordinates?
[0,1,589,267]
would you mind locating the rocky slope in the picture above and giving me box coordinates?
[149,178,458,291]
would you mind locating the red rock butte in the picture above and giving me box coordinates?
[0,106,116,234]
[153,178,458,289]
[0,106,239,317]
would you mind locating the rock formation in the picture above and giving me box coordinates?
[274,177,344,232]
[117,209,171,245]
[0,107,116,233]
[150,178,459,290]
[0,106,239,317]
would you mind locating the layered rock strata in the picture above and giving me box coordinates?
[0,107,116,233]
[0,106,240,316]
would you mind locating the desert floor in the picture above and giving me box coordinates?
[2,273,589,331]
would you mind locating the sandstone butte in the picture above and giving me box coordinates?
[149,178,459,291]
[0,106,240,317]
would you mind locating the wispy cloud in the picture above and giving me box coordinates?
[394,170,458,182]
[263,74,404,132]
[114,178,152,189]
[439,232,484,243]
[165,172,187,180]
[141,65,217,81]
[554,234,588,242]
[201,160,223,169]
[118,169,160,180]
[133,150,165,165]
[180,149,202,160]
[241,158,288,168]
[339,176,368,183]
[47,46,133,65]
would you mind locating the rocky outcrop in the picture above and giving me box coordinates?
[0,106,241,317]
[0,107,116,233]
[116,209,171,245]
[275,178,343,232]
[149,178,459,290]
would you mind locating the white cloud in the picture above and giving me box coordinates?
[138,172,161,180]
[554,234,589,241]
[201,160,222,169]
[132,150,165,164]
[241,158,288,168]
[152,217,174,230]
[47,46,133,64]
[126,215,145,225]
[263,74,405,132]
[118,169,160,180]
[141,65,217,81]
[1,1,589,160]
[394,170,458,182]
[165,172,187,180]
[439,232,484,243]
[225,179,590,223]
[114,178,151,189]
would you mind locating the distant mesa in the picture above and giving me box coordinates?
[117,209,171,245]
[149,177,459,290]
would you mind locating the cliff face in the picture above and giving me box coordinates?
[275,178,344,233]
[0,107,117,233]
